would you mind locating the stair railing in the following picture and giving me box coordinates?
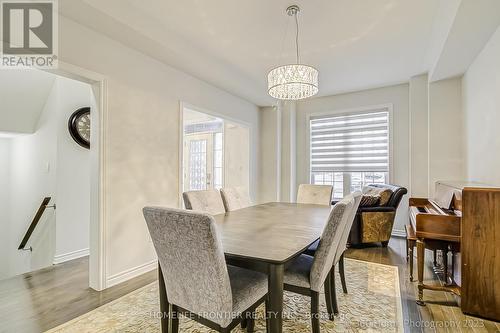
[18,197,56,251]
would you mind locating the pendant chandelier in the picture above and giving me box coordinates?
[267,5,319,101]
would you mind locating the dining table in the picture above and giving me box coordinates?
[212,202,332,333]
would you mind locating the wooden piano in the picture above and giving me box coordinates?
[407,181,500,321]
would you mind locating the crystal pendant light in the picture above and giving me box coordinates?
[267,5,319,100]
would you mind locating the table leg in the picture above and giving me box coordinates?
[267,263,284,333]
[416,239,425,306]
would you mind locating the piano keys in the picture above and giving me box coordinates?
[407,181,500,321]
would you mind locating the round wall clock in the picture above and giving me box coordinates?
[68,107,91,149]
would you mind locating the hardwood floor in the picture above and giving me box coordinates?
[0,237,498,333]
[0,256,156,333]
[347,237,500,333]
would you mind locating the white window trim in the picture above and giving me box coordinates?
[307,103,394,187]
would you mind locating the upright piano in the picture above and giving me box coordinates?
[408,181,500,321]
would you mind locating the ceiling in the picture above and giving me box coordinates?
[0,70,56,135]
[58,0,497,106]
[183,108,219,125]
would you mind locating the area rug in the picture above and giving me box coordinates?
[46,259,403,332]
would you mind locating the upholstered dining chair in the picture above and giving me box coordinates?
[220,187,252,212]
[183,189,226,215]
[296,184,333,205]
[283,193,358,333]
[143,207,268,333]
[327,192,361,314]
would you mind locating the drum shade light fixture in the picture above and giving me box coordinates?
[267,5,319,100]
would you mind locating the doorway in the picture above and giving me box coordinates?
[0,70,93,282]
[0,64,106,291]
[181,105,250,200]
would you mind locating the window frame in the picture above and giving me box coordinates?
[307,103,394,196]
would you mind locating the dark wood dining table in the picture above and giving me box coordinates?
[213,202,332,333]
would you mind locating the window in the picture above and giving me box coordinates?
[310,108,390,199]
[213,132,224,189]
[189,139,207,190]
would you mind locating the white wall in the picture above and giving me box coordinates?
[0,139,11,279]
[0,70,55,134]
[224,122,250,195]
[409,74,429,197]
[2,75,92,278]
[462,25,500,186]
[295,84,410,234]
[428,77,465,196]
[279,103,293,202]
[8,81,59,276]
[257,107,278,203]
[54,78,92,262]
[57,15,260,287]
[409,75,465,199]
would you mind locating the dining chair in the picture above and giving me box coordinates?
[304,191,362,316]
[183,189,226,215]
[283,193,357,333]
[143,207,268,333]
[220,187,252,212]
[296,184,333,205]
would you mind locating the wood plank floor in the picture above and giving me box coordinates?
[0,257,156,333]
[347,238,500,333]
[0,237,498,333]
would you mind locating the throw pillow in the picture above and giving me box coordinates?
[361,186,393,206]
[360,195,380,207]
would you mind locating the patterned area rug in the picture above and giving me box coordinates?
[46,259,403,332]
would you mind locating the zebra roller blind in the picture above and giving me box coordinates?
[310,108,389,173]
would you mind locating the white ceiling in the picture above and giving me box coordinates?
[0,70,56,134]
[183,108,219,125]
[58,0,498,106]
[429,0,500,81]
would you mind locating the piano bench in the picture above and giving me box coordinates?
[405,224,417,281]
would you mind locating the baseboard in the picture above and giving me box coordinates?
[53,248,89,265]
[106,260,157,288]
[391,229,406,238]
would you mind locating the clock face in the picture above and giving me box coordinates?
[76,113,91,143]
[68,107,91,149]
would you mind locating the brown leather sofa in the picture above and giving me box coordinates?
[344,184,407,247]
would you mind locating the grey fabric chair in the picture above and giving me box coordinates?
[183,189,226,215]
[283,193,359,333]
[304,192,362,316]
[296,184,333,205]
[143,207,267,333]
[328,192,361,314]
[220,187,252,212]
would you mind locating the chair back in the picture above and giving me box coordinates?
[143,207,232,320]
[220,187,252,212]
[183,189,226,215]
[296,184,333,205]
[333,191,362,265]
[309,194,355,292]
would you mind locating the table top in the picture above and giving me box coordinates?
[213,202,331,264]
